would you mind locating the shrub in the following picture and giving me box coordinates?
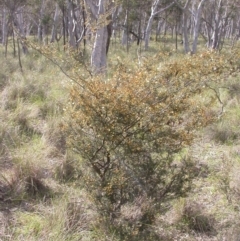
[65,49,240,238]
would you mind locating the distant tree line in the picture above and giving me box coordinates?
[1,0,240,72]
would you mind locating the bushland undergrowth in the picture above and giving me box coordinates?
[1,42,240,240]
[65,46,240,240]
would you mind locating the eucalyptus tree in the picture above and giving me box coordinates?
[174,0,191,53]
[67,0,77,48]
[37,0,51,44]
[191,0,206,53]
[50,3,61,42]
[208,0,239,50]
[174,0,207,53]
[0,0,28,55]
[0,0,26,45]
[144,0,175,50]
[49,0,87,49]
[87,0,116,74]
[119,0,154,49]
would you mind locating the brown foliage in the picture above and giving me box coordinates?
[65,49,240,238]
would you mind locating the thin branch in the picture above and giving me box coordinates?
[205,83,224,116]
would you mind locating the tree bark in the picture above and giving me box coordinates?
[192,0,206,53]
[174,0,192,53]
[121,12,128,46]
[16,6,28,54]
[145,14,155,50]
[145,0,174,50]
[91,0,108,74]
[51,3,60,42]
[211,0,223,49]
[2,7,9,46]
[67,0,77,48]
[182,10,190,53]
[38,0,45,43]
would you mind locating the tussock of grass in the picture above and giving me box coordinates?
[9,189,98,241]
[24,176,50,198]
[42,118,66,158]
[208,109,240,144]
[55,154,79,183]
[209,123,240,144]
[181,201,215,233]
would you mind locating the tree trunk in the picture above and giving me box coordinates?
[62,4,66,48]
[67,0,77,48]
[12,28,16,57]
[211,0,223,49]
[2,7,9,46]
[174,0,191,53]
[121,13,128,46]
[145,0,174,50]
[16,6,28,54]
[192,0,206,54]
[51,3,60,42]
[145,15,154,50]
[82,0,87,49]
[106,20,113,55]
[182,11,190,53]
[91,0,108,74]
[38,0,45,43]
[155,20,163,41]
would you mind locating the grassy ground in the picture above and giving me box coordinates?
[0,39,240,240]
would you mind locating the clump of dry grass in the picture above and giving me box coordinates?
[0,57,19,79]
[0,158,51,201]
[42,118,67,156]
[24,176,50,198]
[228,81,240,101]
[65,196,96,233]
[181,201,215,234]
[55,154,79,183]
[207,109,240,144]
[0,168,24,204]
[0,209,13,240]
[223,224,240,241]
[1,79,47,110]
[11,105,33,135]
[0,113,22,168]
[0,72,8,90]
[209,123,240,144]
[110,196,160,240]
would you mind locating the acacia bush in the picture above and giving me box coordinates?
[65,49,240,238]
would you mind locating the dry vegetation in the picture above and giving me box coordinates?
[0,41,240,240]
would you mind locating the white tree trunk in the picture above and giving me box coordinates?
[145,0,174,50]
[67,0,77,48]
[211,0,223,49]
[91,0,108,74]
[145,15,155,50]
[51,3,60,42]
[38,0,45,43]
[2,7,9,45]
[145,0,159,50]
[182,11,190,53]
[121,12,128,46]
[16,6,28,54]
[174,0,191,53]
[192,0,206,53]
